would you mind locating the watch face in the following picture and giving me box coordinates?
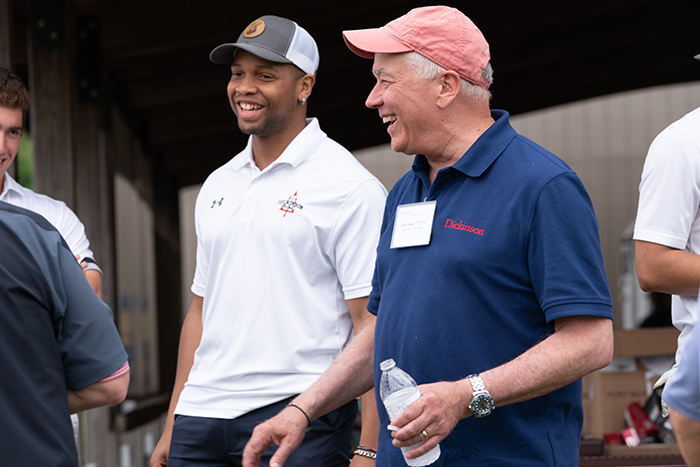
[471,394,494,418]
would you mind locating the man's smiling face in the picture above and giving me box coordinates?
[0,106,22,190]
[227,50,303,140]
[365,53,438,156]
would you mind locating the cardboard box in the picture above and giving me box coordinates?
[605,443,681,456]
[582,327,679,439]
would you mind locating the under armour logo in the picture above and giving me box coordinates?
[211,198,224,208]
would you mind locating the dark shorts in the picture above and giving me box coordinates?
[167,397,358,467]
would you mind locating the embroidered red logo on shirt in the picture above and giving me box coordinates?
[444,218,484,236]
[278,191,304,217]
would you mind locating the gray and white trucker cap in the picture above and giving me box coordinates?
[210,15,319,75]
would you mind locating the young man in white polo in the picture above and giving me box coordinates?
[0,67,103,298]
[150,15,386,467]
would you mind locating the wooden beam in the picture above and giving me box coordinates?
[0,0,11,68]
[74,104,116,306]
[73,15,115,306]
[27,0,76,207]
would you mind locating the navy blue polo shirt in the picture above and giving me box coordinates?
[0,202,128,467]
[369,110,613,467]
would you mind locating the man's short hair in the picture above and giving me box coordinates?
[0,67,30,121]
[403,51,493,102]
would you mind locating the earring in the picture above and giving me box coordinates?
[300,97,306,106]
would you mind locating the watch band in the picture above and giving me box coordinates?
[468,374,486,394]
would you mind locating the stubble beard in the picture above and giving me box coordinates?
[236,104,296,140]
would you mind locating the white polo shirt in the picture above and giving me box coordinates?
[0,173,98,270]
[634,106,700,364]
[175,118,387,419]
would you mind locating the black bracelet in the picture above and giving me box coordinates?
[357,445,377,454]
[287,403,312,432]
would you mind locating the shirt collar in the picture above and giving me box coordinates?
[412,109,516,179]
[0,173,23,199]
[235,118,326,172]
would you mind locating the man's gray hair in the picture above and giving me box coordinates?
[403,51,493,102]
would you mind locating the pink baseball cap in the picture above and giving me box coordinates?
[343,6,491,89]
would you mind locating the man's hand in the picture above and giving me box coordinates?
[75,254,104,299]
[150,432,171,467]
[387,380,470,460]
[242,405,308,467]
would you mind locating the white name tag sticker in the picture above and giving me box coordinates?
[390,201,437,249]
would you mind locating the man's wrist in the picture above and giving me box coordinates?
[287,402,312,432]
[353,445,377,459]
[457,378,475,418]
[467,374,495,418]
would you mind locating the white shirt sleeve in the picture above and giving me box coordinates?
[327,178,387,300]
[634,125,700,250]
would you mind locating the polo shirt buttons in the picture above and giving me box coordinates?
[246,178,260,201]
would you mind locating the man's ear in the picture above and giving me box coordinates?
[436,70,461,109]
[298,73,316,103]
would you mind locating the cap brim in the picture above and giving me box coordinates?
[695,53,700,61]
[342,28,412,59]
[209,43,293,65]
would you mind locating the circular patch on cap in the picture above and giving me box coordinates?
[244,20,266,38]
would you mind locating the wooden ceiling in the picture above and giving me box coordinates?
[11,0,700,188]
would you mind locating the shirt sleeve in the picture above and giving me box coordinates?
[634,125,700,250]
[191,185,210,297]
[99,361,130,382]
[53,201,96,262]
[53,239,128,389]
[528,172,614,323]
[367,181,403,316]
[327,179,387,300]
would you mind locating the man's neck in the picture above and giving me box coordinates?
[251,118,308,171]
[426,113,495,183]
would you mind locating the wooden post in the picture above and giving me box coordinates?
[0,0,11,68]
[72,15,121,467]
[74,15,115,305]
[27,0,76,207]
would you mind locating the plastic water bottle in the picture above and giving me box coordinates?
[379,358,441,466]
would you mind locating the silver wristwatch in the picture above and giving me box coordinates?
[468,374,494,418]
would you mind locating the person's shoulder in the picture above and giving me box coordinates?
[203,149,249,184]
[13,183,72,213]
[647,107,700,159]
[316,136,383,182]
[664,106,700,138]
[0,200,61,237]
[489,110,574,177]
[498,133,578,188]
[674,105,700,126]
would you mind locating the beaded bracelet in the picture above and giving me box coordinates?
[353,448,377,459]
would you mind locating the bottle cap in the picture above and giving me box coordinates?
[380,358,396,371]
